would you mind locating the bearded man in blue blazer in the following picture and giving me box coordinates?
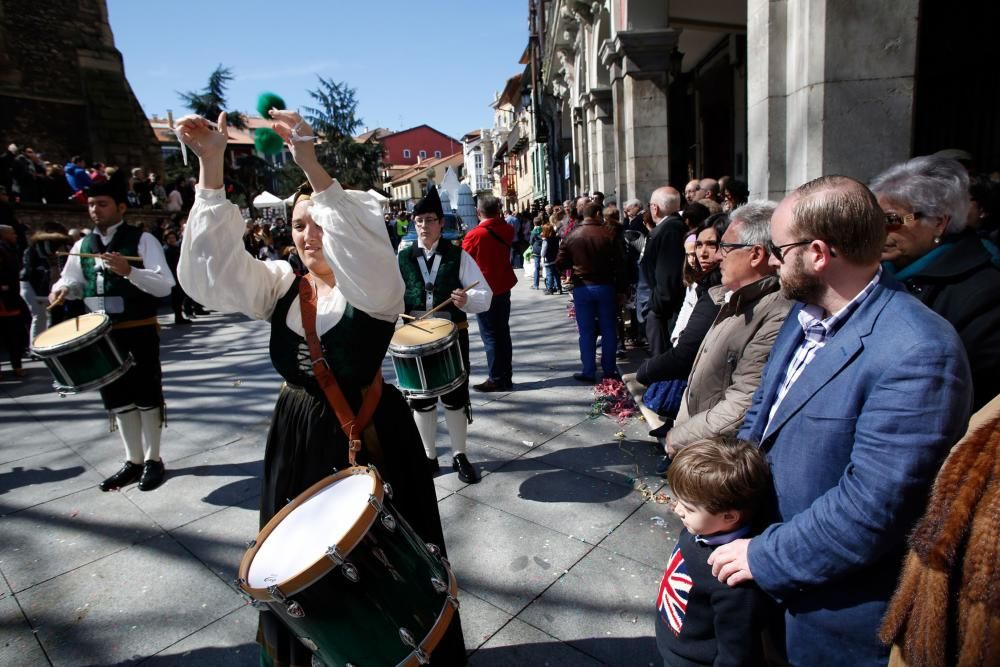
[708,175,972,666]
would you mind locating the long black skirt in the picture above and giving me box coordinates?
[256,382,466,667]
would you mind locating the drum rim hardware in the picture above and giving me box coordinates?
[31,312,135,395]
[237,466,384,602]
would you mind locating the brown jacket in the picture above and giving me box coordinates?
[670,274,790,448]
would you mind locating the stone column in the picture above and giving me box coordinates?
[601,29,678,204]
[587,89,616,197]
[747,0,919,199]
[572,106,589,195]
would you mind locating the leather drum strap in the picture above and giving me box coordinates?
[298,277,383,467]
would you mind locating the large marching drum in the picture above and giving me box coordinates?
[31,313,133,395]
[237,466,459,666]
[387,318,466,399]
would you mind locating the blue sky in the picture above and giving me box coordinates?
[106,0,528,140]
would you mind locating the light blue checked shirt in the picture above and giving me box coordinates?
[764,267,882,435]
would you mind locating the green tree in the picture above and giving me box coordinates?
[303,77,383,190]
[177,65,247,129]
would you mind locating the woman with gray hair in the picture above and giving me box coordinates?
[871,155,1000,410]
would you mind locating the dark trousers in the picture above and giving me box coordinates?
[573,284,618,378]
[645,310,671,357]
[475,291,512,384]
[99,325,164,412]
[0,314,26,370]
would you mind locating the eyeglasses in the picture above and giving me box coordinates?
[413,217,440,226]
[884,211,925,231]
[766,239,813,262]
[718,242,754,256]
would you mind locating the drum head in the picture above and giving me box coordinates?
[247,473,375,589]
[390,318,455,348]
[32,313,109,351]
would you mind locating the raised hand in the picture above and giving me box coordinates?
[174,112,229,162]
[268,109,318,167]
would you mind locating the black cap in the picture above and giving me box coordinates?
[413,186,444,219]
[85,170,128,204]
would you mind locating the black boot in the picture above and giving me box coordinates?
[100,461,143,491]
[138,459,166,491]
[452,453,480,484]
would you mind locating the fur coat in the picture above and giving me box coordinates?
[880,393,1000,667]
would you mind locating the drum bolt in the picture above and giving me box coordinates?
[368,494,383,513]
[267,585,287,603]
[380,512,397,532]
[413,648,430,665]
[399,627,418,648]
[447,594,460,610]
[342,562,360,583]
[325,544,344,565]
[245,539,256,549]
[284,601,305,618]
[425,542,441,557]
[383,481,394,499]
[430,577,447,593]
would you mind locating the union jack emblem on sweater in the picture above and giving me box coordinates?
[657,544,692,635]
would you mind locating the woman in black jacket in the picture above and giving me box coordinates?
[871,155,1000,410]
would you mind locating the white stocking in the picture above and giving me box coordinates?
[444,407,468,456]
[114,409,143,464]
[139,408,163,462]
[413,409,438,459]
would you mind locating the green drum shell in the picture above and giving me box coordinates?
[389,329,466,399]
[31,316,133,394]
[259,498,454,666]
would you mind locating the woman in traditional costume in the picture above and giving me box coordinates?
[175,111,466,667]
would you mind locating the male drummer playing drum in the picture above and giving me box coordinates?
[49,173,174,492]
[398,187,491,483]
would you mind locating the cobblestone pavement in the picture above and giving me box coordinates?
[1,269,682,666]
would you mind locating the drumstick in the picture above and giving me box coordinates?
[58,251,143,261]
[415,281,480,321]
[46,295,64,311]
[399,313,416,320]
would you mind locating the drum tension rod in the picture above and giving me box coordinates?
[399,628,430,665]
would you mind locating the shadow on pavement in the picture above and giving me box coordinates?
[0,464,86,495]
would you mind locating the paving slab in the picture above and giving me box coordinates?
[0,569,10,600]
[524,416,666,491]
[0,595,49,666]
[122,445,261,531]
[432,443,524,493]
[599,500,682,571]
[439,494,591,615]
[469,618,603,666]
[0,418,67,466]
[17,533,243,666]
[0,487,161,593]
[519,545,662,667]
[143,603,258,666]
[170,504,261,583]
[457,457,644,544]
[0,446,102,514]
[456,588,514,650]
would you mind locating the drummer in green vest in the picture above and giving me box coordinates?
[399,187,492,483]
[49,172,175,492]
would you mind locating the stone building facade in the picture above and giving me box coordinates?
[531,0,998,206]
[0,0,162,173]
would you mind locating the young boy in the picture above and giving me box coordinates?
[655,437,772,666]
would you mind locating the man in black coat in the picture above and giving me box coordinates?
[640,186,686,355]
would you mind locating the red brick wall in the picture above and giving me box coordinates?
[381,126,461,166]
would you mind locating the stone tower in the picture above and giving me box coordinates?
[0,0,162,172]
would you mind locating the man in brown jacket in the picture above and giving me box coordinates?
[665,201,791,454]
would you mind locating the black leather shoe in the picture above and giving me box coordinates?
[655,455,671,477]
[173,318,192,325]
[100,461,143,491]
[427,457,440,473]
[473,379,513,393]
[452,454,480,483]
[138,459,166,491]
[573,372,596,384]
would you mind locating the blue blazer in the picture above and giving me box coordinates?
[739,272,972,666]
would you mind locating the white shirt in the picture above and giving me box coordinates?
[415,238,492,315]
[178,182,404,337]
[52,221,175,299]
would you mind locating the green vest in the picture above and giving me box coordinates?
[80,223,159,323]
[398,241,466,323]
